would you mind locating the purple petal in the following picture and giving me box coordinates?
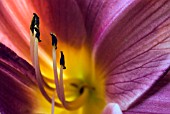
[32,0,87,48]
[0,43,36,114]
[124,73,170,114]
[75,0,138,42]
[94,0,170,110]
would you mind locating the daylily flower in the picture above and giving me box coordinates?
[0,0,170,114]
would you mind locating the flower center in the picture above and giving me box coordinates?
[30,13,93,113]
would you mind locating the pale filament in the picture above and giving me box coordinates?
[52,42,89,110]
[51,94,55,114]
[33,37,62,107]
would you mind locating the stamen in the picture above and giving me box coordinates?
[30,13,39,36]
[30,13,39,34]
[51,93,55,114]
[52,43,62,100]
[50,33,58,49]
[30,14,36,65]
[30,30,35,65]
[33,38,62,107]
[59,52,66,103]
[60,51,66,69]
[52,44,89,110]
[30,14,35,34]
[59,65,65,103]
[34,27,41,42]
[58,65,89,110]
[30,13,53,90]
[33,13,40,29]
[30,13,40,65]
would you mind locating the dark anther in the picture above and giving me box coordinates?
[30,20,34,34]
[33,13,39,28]
[30,13,39,34]
[60,51,66,69]
[79,87,84,95]
[50,33,57,49]
[34,27,41,42]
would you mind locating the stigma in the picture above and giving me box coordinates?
[30,13,89,113]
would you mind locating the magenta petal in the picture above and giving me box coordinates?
[124,73,170,114]
[75,0,137,41]
[0,43,36,114]
[94,0,170,110]
[32,0,87,47]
